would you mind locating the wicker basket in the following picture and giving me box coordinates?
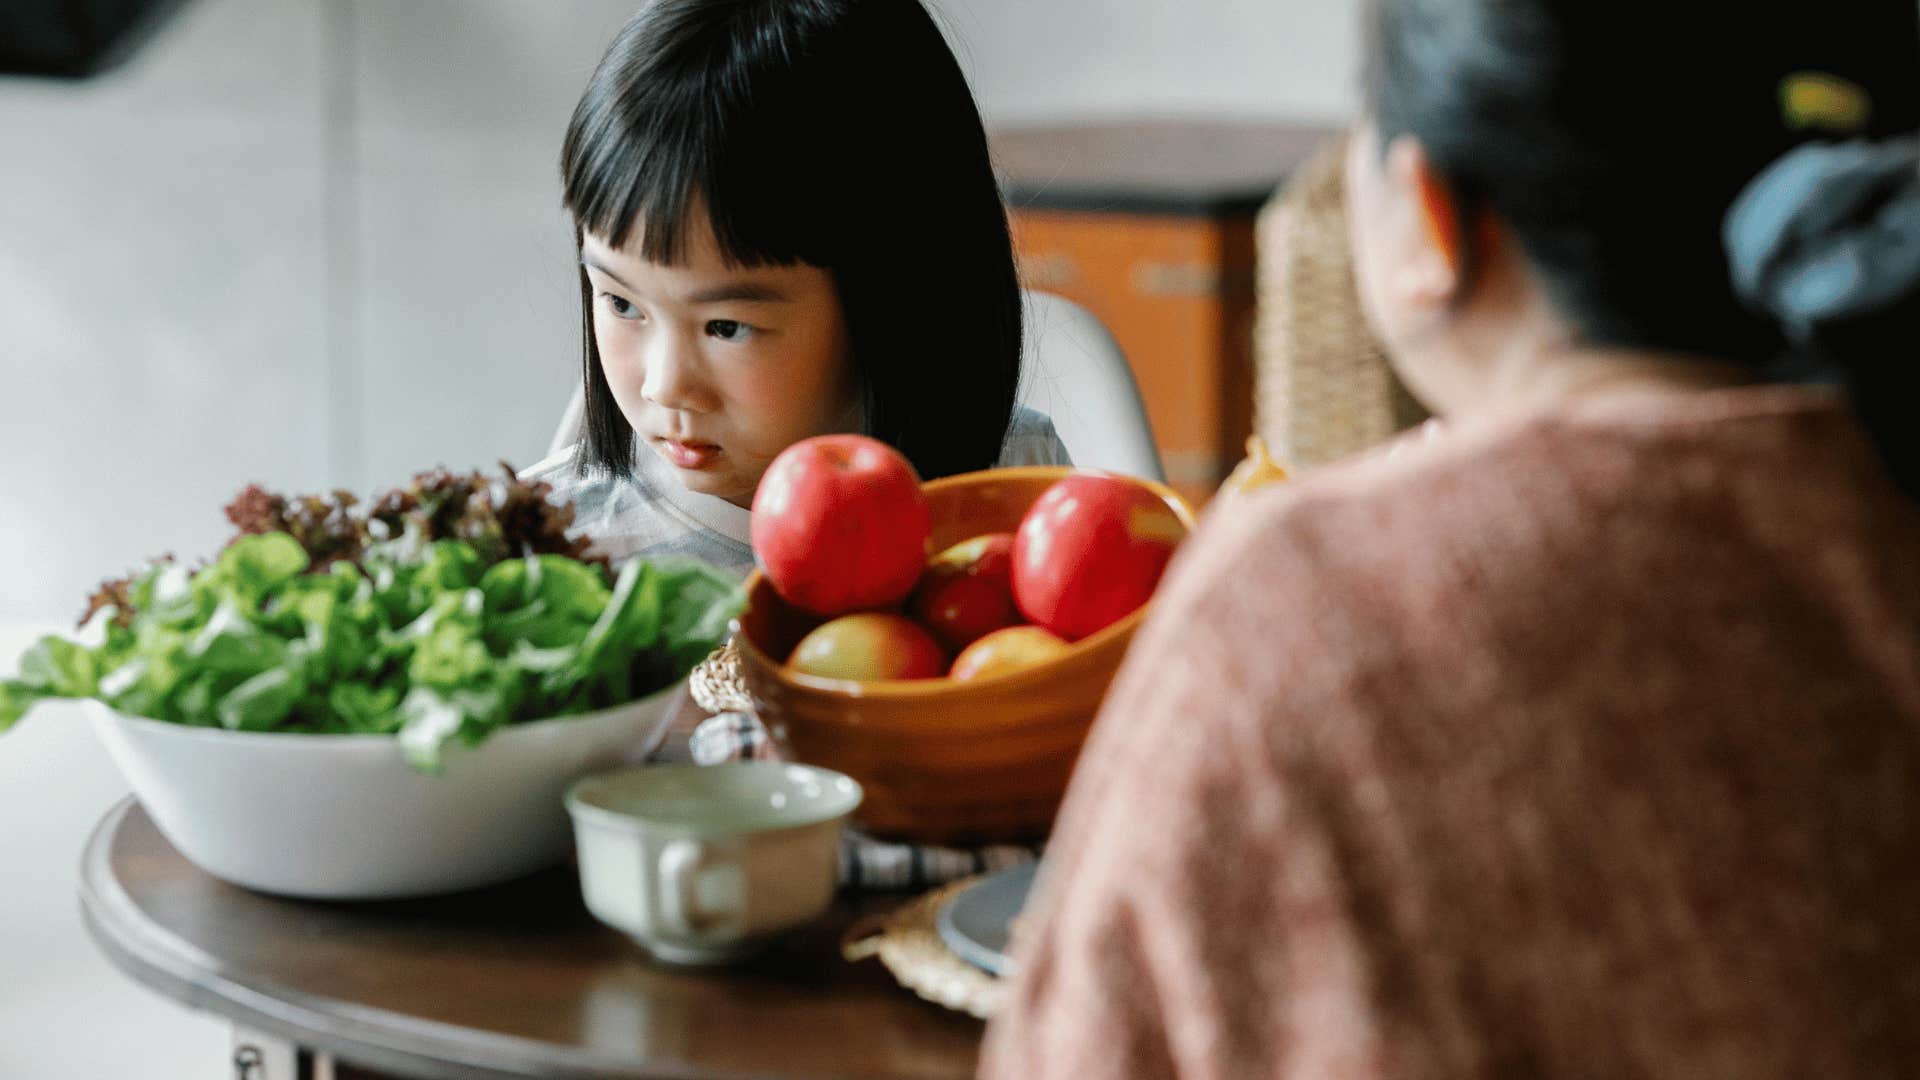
[1254,135,1427,468]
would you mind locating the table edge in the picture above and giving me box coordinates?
[76,797,754,1080]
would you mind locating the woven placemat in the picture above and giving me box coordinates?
[842,875,1004,1020]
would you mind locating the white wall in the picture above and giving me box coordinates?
[0,2,1354,1076]
[0,0,639,629]
[939,0,1358,123]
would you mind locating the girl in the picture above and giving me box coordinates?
[985,0,1920,1076]
[522,0,1069,576]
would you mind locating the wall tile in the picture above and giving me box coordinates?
[0,0,329,623]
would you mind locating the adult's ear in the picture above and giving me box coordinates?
[1383,135,1466,308]
[1415,161,1464,276]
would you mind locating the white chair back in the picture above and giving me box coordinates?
[1015,290,1162,480]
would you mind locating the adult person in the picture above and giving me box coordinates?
[981,1,1920,1076]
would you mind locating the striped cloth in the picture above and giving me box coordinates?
[689,710,1040,891]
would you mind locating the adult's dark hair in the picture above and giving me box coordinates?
[560,0,1022,483]
[1362,0,1920,492]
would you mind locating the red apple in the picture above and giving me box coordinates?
[949,625,1072,682]
[1012,474,1184,641]
[910,532,1021,651]
[751,434,931,617]
[787,614,948,681]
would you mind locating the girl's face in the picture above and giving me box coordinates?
[581,215,858,508]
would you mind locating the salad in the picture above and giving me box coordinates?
[0,464,741,770]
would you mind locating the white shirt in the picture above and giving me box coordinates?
[517,405,1072,577]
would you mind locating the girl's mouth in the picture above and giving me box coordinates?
[654,437,723,471]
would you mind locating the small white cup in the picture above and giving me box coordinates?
[566,762,862,965]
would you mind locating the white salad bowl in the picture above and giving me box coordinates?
[83,684,678,900]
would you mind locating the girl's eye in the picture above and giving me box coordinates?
[706,319,752,342]
[599,293,641,321]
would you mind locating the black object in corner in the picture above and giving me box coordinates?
[0,0,190,79]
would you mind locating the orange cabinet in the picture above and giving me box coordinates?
[992,121,1337,506]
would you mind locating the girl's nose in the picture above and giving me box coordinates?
[640,332,718,414]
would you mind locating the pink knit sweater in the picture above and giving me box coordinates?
[980,386,1920,1079]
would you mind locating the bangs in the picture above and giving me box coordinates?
[559,3,823,269]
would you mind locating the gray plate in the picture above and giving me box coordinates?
[936,862,1038,977]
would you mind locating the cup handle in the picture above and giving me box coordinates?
[659,839,745,937]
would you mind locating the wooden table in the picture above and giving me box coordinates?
[79,799,983,1080]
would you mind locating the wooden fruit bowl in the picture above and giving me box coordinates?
[734,467,1196,846]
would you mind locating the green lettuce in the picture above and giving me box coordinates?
[1,533,742,771]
